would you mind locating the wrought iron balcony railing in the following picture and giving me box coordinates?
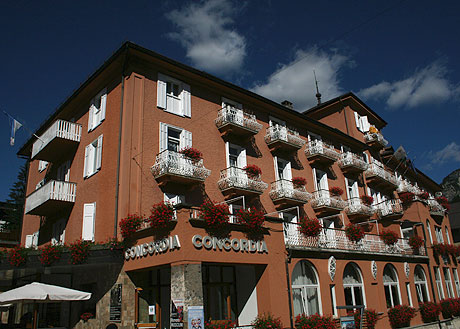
[218,167,268,194]
[31,120,82,161]
[365,163,398,187]
[427,199,445,217]
[264,126,305,149]
[364,132,388,147]
[215,106,262,134]
[284,224,426,257]
[397,179,420,194]
[151,150,211,182]
[376,199,404,218]
[310,190,347,211]
[305,140,341,161]
[345,198,376,217]
[338,152,369,172]
[269,179,312,204]
[25,180,77,215]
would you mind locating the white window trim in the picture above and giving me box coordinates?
[434,267,445,300]
[84,135,103,178]
[384,265,402,308]
[82,202,96,242]
[415,266,431,303]
[157,73,191,117]
[444,267,455,298]
[225,142,246,169]
[452,268,460,297]
[343,264,367,308]
[292,261,323,316]
[406,283,413,307]
[427,220,433,244]
[159,122,192,153]
[38,160,48,172]
[88,88,107,132]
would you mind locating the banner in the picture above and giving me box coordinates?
[188,306,204,329]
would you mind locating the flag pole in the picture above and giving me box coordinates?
[3,111,44,143]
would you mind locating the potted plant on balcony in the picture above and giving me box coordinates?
[436,196,450,211]
[408,235,424,252]
[68,240,91,265]
[345,223,365,243]
[8,246,28,267]
[199,201,230,232]
[292,177,307,189]
[149,202,175,230]
[39,244,63,266]
[432,243,448,258]
[243,164,262,178]
[236,208,265,234]
[388,305,416,328]
[329,186,343,197]
[119,214,144,239]
[179,147,203,162]
[399,192,415,204]
[361,195,374,206]
[298,217,322,238]
[380,229,399,246]
[418,192,429,201]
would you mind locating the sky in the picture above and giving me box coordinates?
[0,0,459,201]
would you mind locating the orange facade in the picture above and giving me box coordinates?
[17,42,458,329]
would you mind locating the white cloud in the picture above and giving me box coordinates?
[251,48,350,111]
[166,0,246,75]
[422,142,460,171]
[358,62,459,109]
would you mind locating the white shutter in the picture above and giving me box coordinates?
[180,130,192,148]
[320,170,328,190]
[239,148,247,168]
[100,92,107,122]
[182,83,191,117]
[25,235,33,248]
[88,106,94,132]
[32,231,39,248]
[159,122,168,152]
[83,144,90,177]
[354,111,360,131]
[225,142,230,168]
[82,203,96,241]
[361,116,370,132]
[285,161,292,180]
[96,135,103,171]
[157,74,167,109]
[273,157,279,180]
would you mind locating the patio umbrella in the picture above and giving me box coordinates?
[0,282,91,328]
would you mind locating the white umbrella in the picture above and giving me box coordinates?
[0,282,91,328]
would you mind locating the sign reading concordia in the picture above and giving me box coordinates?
[125,235,181,260]
[192,234,268,254]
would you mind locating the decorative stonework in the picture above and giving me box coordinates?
[404,262,410,278]
[328,256,336,281]
[371,261,377,279]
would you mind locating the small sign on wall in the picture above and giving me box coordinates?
[149,305,156,316]
[109,284,122,322]
[188,306,204,329]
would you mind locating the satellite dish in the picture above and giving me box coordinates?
[435,192,443,197]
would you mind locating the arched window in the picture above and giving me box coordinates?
[383,264,401,308]
[343,263,366,307]
[414,266,430,303]
[426,219,433,244]
[292,260,321,316]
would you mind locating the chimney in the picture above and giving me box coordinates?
[281,100,293,110]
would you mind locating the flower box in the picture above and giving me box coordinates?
[408,235,423,251]
[399,192,415,204]
[119,214,144,239]
[179,147,203,162]
[243,164,262,178]
[292,177,307,188]
[298,217,322,237]
[329,186,343,196]
[380,229,399,246]
[149,202,175,230]
[345,223,365,243]
[388,305,416,328]
[361,195,374,206]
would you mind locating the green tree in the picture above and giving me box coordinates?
[3,162,28,231]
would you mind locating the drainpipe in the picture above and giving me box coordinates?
[339,97,350,135]
[285,250,294,329]
[114,46,129,237]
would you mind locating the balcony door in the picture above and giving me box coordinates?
[320,217,335,248]
[275,157,292,181]
[345,178,359,206]
[281,211,299,244]
[314,168,328,199]
[222,98,243,125]
[57,160,71,182]
[226,143,247,184]
[269,116,287,140]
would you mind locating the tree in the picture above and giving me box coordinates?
[3,163,28,231]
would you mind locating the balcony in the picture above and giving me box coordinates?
[376,199,404,219]
[284,225,426,257]
[215,106,262,137]
[338,152,369,173]
[397,179,420,194]
[427,200,445,218]
[269,179,312,205]
[218,167,268,195]
[31,120,82,162]
[25,180,77,216]
[364,132,388,148]
[150,150,211,186]
[345,198,376,218]
[310,190,347,213]
[304,140,341,164]
[365,163,398,189]
[264,126,305,152]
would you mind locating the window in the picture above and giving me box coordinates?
[36,178,46,190]
[406,283,413,307]
[84,135,103,178]
[164,193,185,219]
[427,220,433,244]
[414,266,430,303]
[444,268,454,298]
[159,123,192,153]
[38,160,48,172]
[435,226,444,243]
[345,178,359,204]
[445,226,451,244]
[82,202,96,241]
[313,168,328,193]
[274,157,292,181]
[157,73,191,117]
[281,211,300,243]
[52,218,66,245]
[88,88,107,131]
[434,267,445,300]
[25,231,39,248]
[343,263,366,308]
[226,142,246,169]
[353,112,370,133]
[292,260,321,316]
[57,160,71,181]
[383,264,401,308]
[452,268,460,297]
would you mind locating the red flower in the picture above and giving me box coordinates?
[408,235,424,250]
[295,313,336,329]
[419,301,441,323]
[399,192,415,204]
[361,195,374,206]
[199,201,230,230]
[292,177,307,187]
[68,240,91,265]
[179,147,203,161]
[432,243,448,256]
[436,196,450,211]
[149,203,175,230]
[236,208,265,232]
[39,244,62,266]
[80,312,93,322]
[252,313,282,329]
[119,214,144,239]
[329,186,343,196]
[380,229,399,246]
[345,223,365,243]
[7,247,27,267]
[298,217,322,237]
[388,305,416,328]
[243,164,262,177]
[418,192,429,200]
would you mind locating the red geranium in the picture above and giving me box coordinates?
[388,305,416,328]
[292,177,307,187]
[149,202,175,230]
[252,313,282,329]
[399,192,415,204]
[68,240,91,265]
[119,214,144,239]
[80,312,93,322]
[39,244,62,266]
[380,229,399,246]
[179,147,202,161]
[295,314,336,329]
[243,164,262,177]
[408,235,424,250]
[199,201,230,229]
[361,195,374,206]
[329,186,343,196]
[236,208,265,232]
[345,223,365,243]
[8,247,27,267]
[436,196,450,211]
[205,320,235,329]
[419,301,441,323]
[298,217,322,237]
[418,192,429,200]
[432,243,448,256]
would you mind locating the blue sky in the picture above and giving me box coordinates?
[1,0,459,200]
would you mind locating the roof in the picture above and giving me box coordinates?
[19,42,369,156]
[303,92,388,127]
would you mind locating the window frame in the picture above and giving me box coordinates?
[157,73,191,117]
[383,264,401,309]
[291,260,322,317]
[88,88,107,132]
[84,135,103,178]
